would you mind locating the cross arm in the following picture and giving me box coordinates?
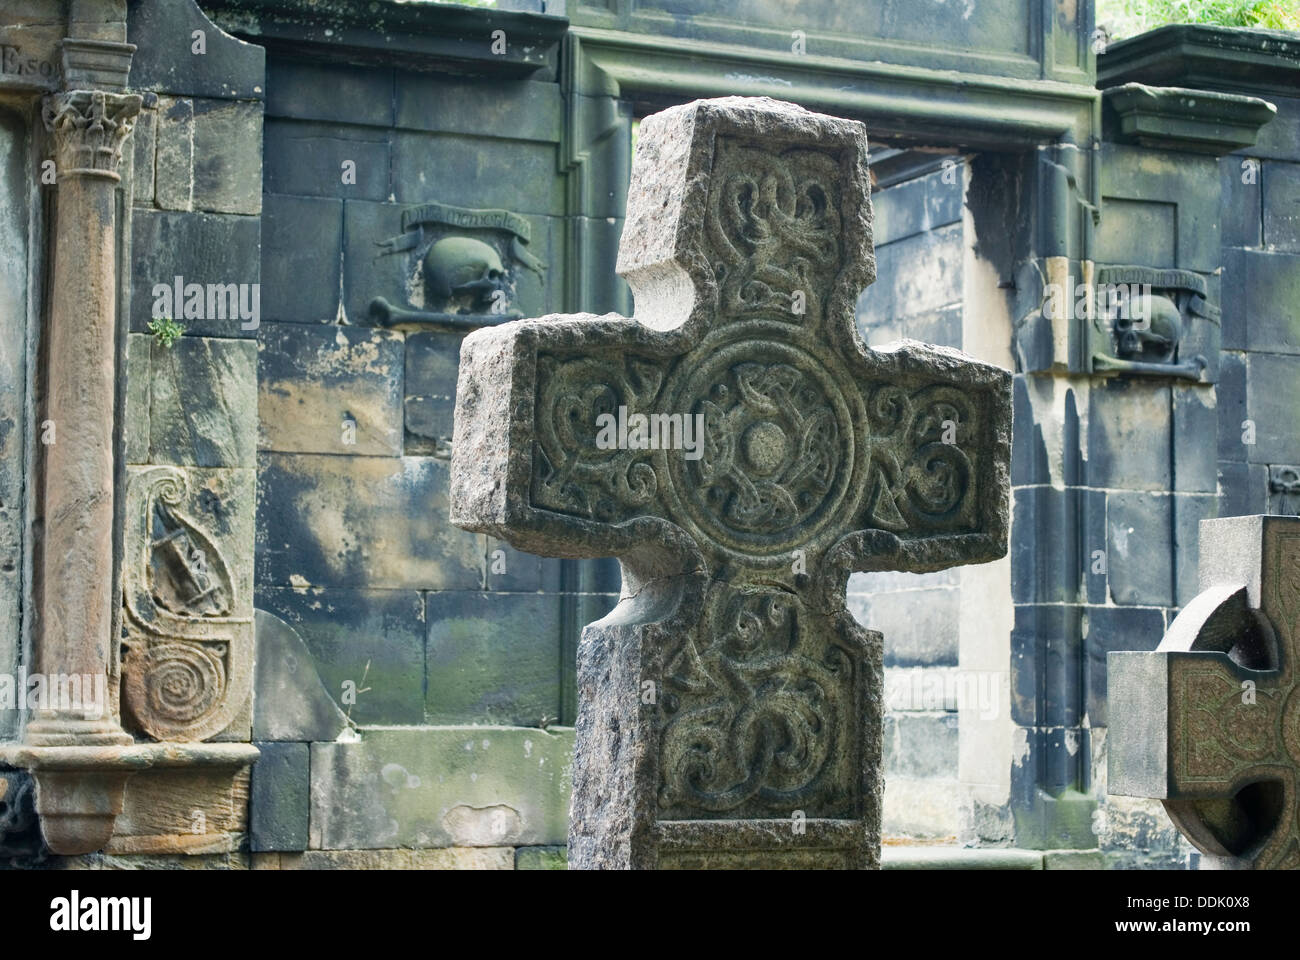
[449,312,700,579]
[1107,516,1300,868]
[826,339,1012,582]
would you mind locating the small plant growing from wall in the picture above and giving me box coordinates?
[147,316,184,348]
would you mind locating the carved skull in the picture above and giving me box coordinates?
[422,236,507,310]
[1115,292,1179,363]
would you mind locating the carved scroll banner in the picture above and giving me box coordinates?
[122,467,253,742]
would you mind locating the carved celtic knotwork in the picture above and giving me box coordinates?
[42,89,142,181]
[864,384,977,535]
[451,98,1012,867]
[1111,520,1300,869]
[121,468,251,742]
[529,325,989,560]
[669,336,852,556]
[706,138,843,324]
[658,587,857,819]
[531,352,669,523]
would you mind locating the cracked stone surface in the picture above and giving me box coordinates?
[450,97,1012,869]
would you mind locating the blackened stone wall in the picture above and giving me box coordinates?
[1218,94,1300,522]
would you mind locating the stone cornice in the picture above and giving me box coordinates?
[569,0,1095,87]
[1098,24,1300,98]
[570,27,1098,150]
[205,0,569,77]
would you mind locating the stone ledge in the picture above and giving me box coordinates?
[0,741,259,772]
[1103,83,1276,156]
[0,741,259,855]
[882,845,1045,869]
[252,847,515,869]
[207,0,568,78]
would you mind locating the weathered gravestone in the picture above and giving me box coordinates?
[449,97,1011,869]
[1110,515,1300,870]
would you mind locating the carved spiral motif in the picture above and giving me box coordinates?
[141,642,225,727]
[906,443,971,517]
[154,473,186,506]
[864,384,977,533]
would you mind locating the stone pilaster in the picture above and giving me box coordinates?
[0,35,257,855]
[4,81,143,854]
[25,87,140,747]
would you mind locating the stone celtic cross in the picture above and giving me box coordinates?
[450,97,1011,869]
[1110,515,1300,869]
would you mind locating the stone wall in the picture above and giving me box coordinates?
[1004,140,1219,867]
[1078,25,1297,868]
[2,0,1091,866]
[852,155,1022,843]
[1217,94,1300,523]
[113,0,266,853]
[231,20,622,858]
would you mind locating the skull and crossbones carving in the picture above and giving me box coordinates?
[422,237,508,311]
[1112,291,1179,363]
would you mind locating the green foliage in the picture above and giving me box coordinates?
[1097,0,1300,39]
[147,316,185,348]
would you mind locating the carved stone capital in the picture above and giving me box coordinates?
[42,89,143,181]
